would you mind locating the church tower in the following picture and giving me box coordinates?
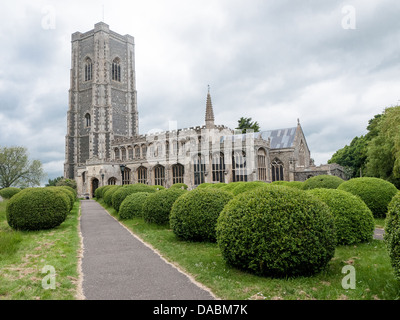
[64,22,138,179]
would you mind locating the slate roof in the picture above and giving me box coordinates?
[259,127,297,149]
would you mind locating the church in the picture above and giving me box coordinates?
[64,22,346,198]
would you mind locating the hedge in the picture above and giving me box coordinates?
[119,192,150,220]
[308,188,374,245]
[143,188,187,225]
[338,177,398,218]
[170,188,234,242]
[0,187,21,199]
[169,183,188,190]
[103,185,121,207]
[384,191,400,281]
[302,175,344,190]
[271,181,304,190]
[112,184,156,212]
[231,181,267,196]
[6,188,69,231]
[216,185,336,277]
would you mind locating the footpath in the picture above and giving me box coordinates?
[79,200,215,300]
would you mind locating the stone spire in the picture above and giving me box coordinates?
[205,85,215,129]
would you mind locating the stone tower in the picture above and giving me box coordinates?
[64,22,138,179]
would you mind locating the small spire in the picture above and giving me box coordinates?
[205,86,215,129]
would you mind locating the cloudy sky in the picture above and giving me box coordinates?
[1,0,400,183]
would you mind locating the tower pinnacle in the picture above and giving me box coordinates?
[205,86,215,129]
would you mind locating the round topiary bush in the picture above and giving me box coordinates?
[103,185,121,207]
[112,184,156,212]
[216,185,336,277]
[220,182,245,193]
[385,191,400,281]
[302,175,344,190]
[95,185,108,199]
[338,177,398,218]
[6,188,69,231]
[59,185,77,200]
[48,186,75,212]
[152,185,165,191]
[271,181,304,190]
[170,188,234,242]
[143,188,187,225]
[308,188,374,245]
[195,183,214,189]
[231,181,267,196]
[169,183,188,190]
[119,192,150,219]
[0,187,21,199]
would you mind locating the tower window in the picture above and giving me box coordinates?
[112,58,121,82]
[85,113,91,127]
[84,57,92,81]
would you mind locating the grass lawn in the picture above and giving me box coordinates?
[99,199,400,300]
[0,199,82,300]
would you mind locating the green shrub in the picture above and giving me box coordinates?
[271,181,304,190]
[0,187,21,199]
[152,185,165,191]
[143,188,187,225]
[51,186,75,211]
[208,183,227,189]
[170,188,234,242]
[302,175,344,190]
[170,183,188,190]
[384,192,400,281]
[6,188,69,231]
[119,192,150,219]
[59,185,77,199]
[195,183,214,189]
[220,182,245,193]
[55,178,77,191]
[216,185,336,277]
[231,181,267,196]
[338,177,398,218]
[95,185,108,199]
[308,188,374,245]
[103,185,121,207]
[112,184,156,212]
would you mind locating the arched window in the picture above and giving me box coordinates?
[257,148,267,182]
[271,158,284,182]
[85,113,91,127]
[114,148,120,160]
[134,145,140,159]
[121,147,126,161]
[232,151,248,182]
[127,146,133,160]
[108,177,117,185]
[84,57,92,81]
[193,154,205,185]
[212,153,225,183]
[112,58,121,82]
[172,164,184,184]
[122,167,131,185]
[141,145,147,159]
[137,166,147,184]
[154,165,165,187]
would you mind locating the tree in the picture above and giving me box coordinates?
[46,176,64,187]
[55,178,77,191]
[0,146,46,188]
[236,117,260,134]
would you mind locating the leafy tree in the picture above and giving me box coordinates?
[46,176,64,187]
[0,146,46,188]
[236,117,260,133]
[55,178,77,191]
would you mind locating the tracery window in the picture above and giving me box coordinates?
[137,166,147,184]
[212,153,225,183]
[108,177,117,185]
[257,148,267,181]
[232,151,248,182]
[154,165,165,187]
[193,154,206,185]
[84,57,92,81]
[112,58,121,82]
[122,167,131,185]
[271,158,284,182]
[172,164,184,184]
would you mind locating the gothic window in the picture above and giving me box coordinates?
[212,153,225,183]
[172,163,184,184]
[193,154,206,185]
[84,57,92,81]
[127,146,133,160]
[171,140,178,156]
[257,148,267,182]
[108,177,117,185]
[121,147,126,161]
[271,158,284,182]
[154,165,165,187]
[112,58,121,82]
[114,148,120,160]
[141,145,147,158]
[85,113,91,127]
[137,166,147,184]
[122,167,131,185]
[232,151,248,182]
[134,145,140,159]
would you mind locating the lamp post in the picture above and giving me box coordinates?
[120,164,126,185]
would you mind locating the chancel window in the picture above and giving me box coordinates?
[271,158,284,182]
[193,154,206,185]
[172,164,184,184]
[232,151,248,182]
[137,166,147,184]
[257,148,267,182]
[212,153,225,183]
[122,167,131,185]
[154,165,165,187]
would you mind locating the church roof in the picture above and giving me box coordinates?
[259,127,297,149]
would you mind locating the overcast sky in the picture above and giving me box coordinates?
[1,0,400,183]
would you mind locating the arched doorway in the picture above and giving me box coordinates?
[91,178,99,198]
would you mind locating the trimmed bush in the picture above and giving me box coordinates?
[0,187,21,199]
[308,188,374,245]
[152,185,165,191]
[59,185,77,199]
[143,188,187,225]
[112,184,156,212]
[6,188,69,231]
[208,183,227,189]
[231,181,267,196]
[119,192,150,219]
[385,191,400,281]
[220,182,245,193]
[48,186,75,211]
[103,185,121,207]
[196,183,214,189]
[95,185,108,199]
[338,177,398,218]
[271,181,304,190]
[170,183,188,190]
[216,185,336,277]
[302,175,344,190]
[170,188,234,242]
